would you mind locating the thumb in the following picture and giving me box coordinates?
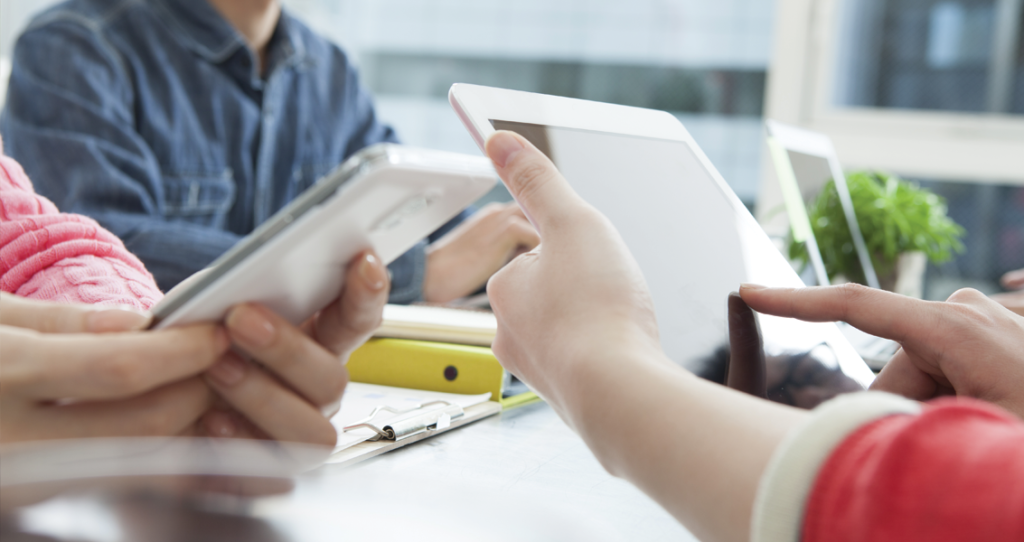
[869,349,949,400]
[0,293,151,333]
[485,130,586,235]
[725,293,766,398]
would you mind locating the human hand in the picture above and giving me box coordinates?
[201,251,389,447]
[740,283,1024,418]
[482,133,809,542]
[422,202,540,303]
[0,293,229,443]
[990,268,1024,317]
[482,131,662,413]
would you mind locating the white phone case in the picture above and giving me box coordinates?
[151,144,496,329]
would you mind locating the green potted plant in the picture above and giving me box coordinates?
[789,171,965,297]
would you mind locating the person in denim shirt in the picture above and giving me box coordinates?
[0,0,538,303]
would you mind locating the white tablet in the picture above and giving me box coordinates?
[151,144,496,329]
[450,84,875,407]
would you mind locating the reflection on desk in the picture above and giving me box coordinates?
[2,402,696,542]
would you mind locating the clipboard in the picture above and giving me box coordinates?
[326,382,502,466]
[330,305,539,466]
[327,399,502,466]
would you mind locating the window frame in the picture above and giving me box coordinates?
[763,0,1024,188]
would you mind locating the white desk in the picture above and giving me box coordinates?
[2,402,697,541]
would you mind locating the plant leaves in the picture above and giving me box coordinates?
[786,170,965,285]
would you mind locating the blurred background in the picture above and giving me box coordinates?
[1,0,1022,299]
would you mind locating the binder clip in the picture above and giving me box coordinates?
[342,400,465,442]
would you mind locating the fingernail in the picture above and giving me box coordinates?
[359,252,387,291]
[226,305,276,347]
[86,307,151,332]
[207,355,247,387]
[487,131,524,169]
[740,283,766,292]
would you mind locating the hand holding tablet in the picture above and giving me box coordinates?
[144,144,496,444]
[150,144,496,330]
[479,125,1024,542]
[484,131,664,415]
[450,83,876,404]
[201,250,391,446]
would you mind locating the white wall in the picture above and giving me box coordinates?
[0,0,64,109]
[287,0,774,69]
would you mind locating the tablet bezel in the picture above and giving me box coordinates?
[450,84,752,227]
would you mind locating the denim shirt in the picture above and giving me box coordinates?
[1,0,450,302]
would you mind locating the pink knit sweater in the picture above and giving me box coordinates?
[0,139,163,310]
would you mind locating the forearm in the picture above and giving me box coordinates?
[557,341,806,542]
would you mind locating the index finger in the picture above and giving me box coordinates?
[484,131,586,234]
[225,303,348,407]
[738,283,943,347]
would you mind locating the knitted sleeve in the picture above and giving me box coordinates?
[0,145,163,310]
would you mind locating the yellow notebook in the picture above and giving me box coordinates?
[347,338,538,408]
[348,338,503,399]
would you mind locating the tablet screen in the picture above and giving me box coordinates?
[492,120,874,408]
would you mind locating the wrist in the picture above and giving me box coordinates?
[543,329,674,429]
[555,339,698,482]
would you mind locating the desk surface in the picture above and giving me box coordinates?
[3,402,697,542]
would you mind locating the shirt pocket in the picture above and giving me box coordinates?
[161,169,236,228]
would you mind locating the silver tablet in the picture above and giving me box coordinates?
[450,84,875,408]
[151,144,496,329]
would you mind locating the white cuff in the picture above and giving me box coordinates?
[750,392,921,542]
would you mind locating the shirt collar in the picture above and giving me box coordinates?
[152,0,308,68]
[268,12,308,70]
[152,0,245,63]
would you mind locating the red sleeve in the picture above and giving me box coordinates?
[802,398,1024,542]
[0,148,163,310]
